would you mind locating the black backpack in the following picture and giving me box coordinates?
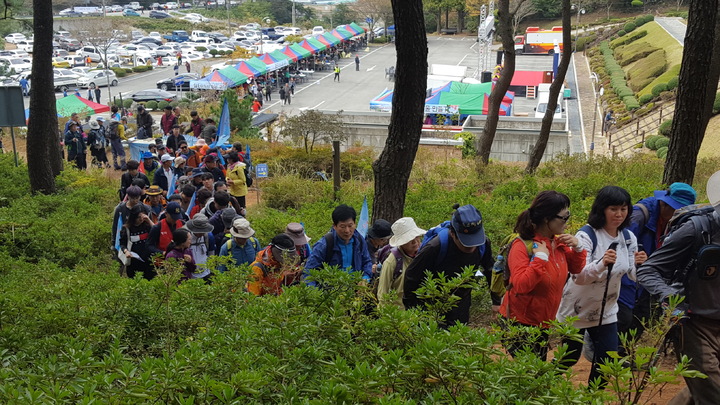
[108,121,120,140]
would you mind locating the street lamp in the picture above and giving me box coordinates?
[590,72,603,154]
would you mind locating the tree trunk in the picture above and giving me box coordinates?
[27,0,61,193]
[372,0,427,223]
[525,0,572,173]
[663,0,719,185]
[476,0,515,165]
[437,10,442,34]
[457,9,465,33]
[445,8,449,29]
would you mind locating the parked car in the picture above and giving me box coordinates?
[71,66,94,76]
[164,2,179,9]
[52,57,71,68]
[0,57,31,73]
[150,2,162,9]
[134,37,164,46]
[131,30,144,40]
[156,73,199,91]
[245,23,260,30]
[53,49,70,58]
[130,89,177,102]
[63,55,87,67]
[4,33,27,44]
[208,32,229,43]
[77,70,119,88]
[78,46,102,62]
[123,8,140,16]
[58,8,82,17]
[111,5,124,12]
[149,31,163,39]
[155,45,180,56]
[312,26,325,36]
[15,40,34,53]
[149,10,172,18]
[58,38,81,51]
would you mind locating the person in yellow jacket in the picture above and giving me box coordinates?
[376,217,426,309]
[225,152,248,208]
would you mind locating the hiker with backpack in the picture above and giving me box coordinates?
[366,219,393,266]
[303,204,373,286]
[499,191,586,360]
[248,234,301,296]
[119,204,156,280]
[637,171,720,405]
[403,204,494,327]
[619,182,696,351]
[556,186,647,386]
[87,118,109,168]
[218,217,261,272]
[376,217,426,309]
[107,119,127,171]
[285,222,312,265]
[183,216,217,278]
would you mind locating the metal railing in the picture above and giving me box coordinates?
[607,102,674,156]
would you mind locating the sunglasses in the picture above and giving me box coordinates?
[554,213,571,222]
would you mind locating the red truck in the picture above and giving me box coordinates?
[514,27,564,55]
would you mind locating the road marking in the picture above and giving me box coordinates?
[366,65,376,72]
[457,54,469,66]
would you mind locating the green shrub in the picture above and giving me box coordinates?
[132,65,152,73]
[638,94,654,105]
[610,29,648,49]
[209,49,218,57]
[713,91,720,115]
[615,42,659,67]
[651,83,668,97]
[627,50,667,92]
[666,76,679,90]
[617,30,626,37]
[123,98,133,108]
[145,100,158,110]
[657,146,668,158]
[158,100,169,110]
[195,46,207,52]
[624,22,636,32]
[124,68,133,73]
[631,0,644,6]
[655,136,670,149]
[645,134,661,149]
[659,119,673,136]
[575,34,596,51]
[110,67,127,77]
[623,95,640,110]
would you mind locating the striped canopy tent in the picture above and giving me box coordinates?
[349,22,366,34]
[315,34,333,47]
[246,57,269,75]
[56,94,110,117]
[234,60,262,77]
[280,45,301,61]
[330,28,353,41]
[258,52,289,71]
[299,39,320,54]
[321,32,341,46]
[340,24,361,36]
[289,43,312,59]
[217,66,249,86]
[306,37,327,52]
[270,49,294,64]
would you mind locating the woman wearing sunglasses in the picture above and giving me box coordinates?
[500,190,587,360]
[556,186,647,386]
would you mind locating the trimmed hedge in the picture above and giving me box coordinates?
[651,83,668,97]
[627,50,667,92]
[145,100,158,110]
[659,119,673,136]
[599,41,640,111]
[655,136,670,149]
[657,146,668,158]
[158,100,169,110]
[624,22,637,32]
[623,95,640,110]
[615,41,659,67]
[123,99,133,108]
[634,15,654,27]
[645,135,662,150]
[610,29,647,50]
[617,30,626,37]
[638,94,654,105]
[713,91,720,115]
[131,65,153,73]
[575,34,597,51]
[666,76,679,90]
[110,67,126,77]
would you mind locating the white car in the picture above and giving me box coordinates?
[186,13,209,22]
[148,32,163,39]
[3,49,29,58]
[77,70,119,88]
[180,15,201,23]
[4,33,26,44]
[285,27,302,35]
[54,68,81,79]
[245,23,260,30]
[312,26,325,35]
[0,57,32,73]
[164,2,179,9]
[71,66,94,76]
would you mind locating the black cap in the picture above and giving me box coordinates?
[271,234,296,251]
[367,219,393,240]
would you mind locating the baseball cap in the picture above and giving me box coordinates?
[653,182,697,210]
[367,219,393,240]
[450,204,486,247]
[161,154,174,163]
[165,201,183,220]
[141,151,154,159]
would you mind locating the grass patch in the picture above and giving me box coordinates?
[620,21,683,96]
[615,41,659,67]
[638,64,682,98]
[627,49,667,92]
[699,115,720,159]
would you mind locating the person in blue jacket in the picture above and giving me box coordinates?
[304,204,373,286]
[619,182,696,349]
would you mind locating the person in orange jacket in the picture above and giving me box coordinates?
[247,234,300,296]
[499,190,587,360]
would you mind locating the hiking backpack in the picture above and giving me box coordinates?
[376,244,404,281]
[579,225,633,258]
[489,233,534,297]
[91,130,106,150]
[107,121,120,140]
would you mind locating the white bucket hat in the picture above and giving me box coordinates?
[707,170,720,215]
[230,218,255,238]
[389,217,426,247]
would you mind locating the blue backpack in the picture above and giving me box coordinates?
[419,221,486,267]
[579,224,632,257]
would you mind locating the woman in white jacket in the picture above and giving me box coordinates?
[556,186,647,386]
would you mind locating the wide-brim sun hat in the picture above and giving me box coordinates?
[285,222,311,245]
[230,218,255,238]
[184,217,215,233]
[389,217,426,247]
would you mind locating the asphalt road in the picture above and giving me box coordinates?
[655,17,686,46]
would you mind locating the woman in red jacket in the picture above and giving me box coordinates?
[500,190,587,360]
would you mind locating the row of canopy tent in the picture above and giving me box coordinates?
[25,94,111,122]
[190,23,367,90]
[370,81,515,116]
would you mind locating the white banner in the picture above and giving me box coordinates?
[190,80,227,90]
[424,104,459,114]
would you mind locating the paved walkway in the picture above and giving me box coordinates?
[655,17,687,45]
[573,51,609,156]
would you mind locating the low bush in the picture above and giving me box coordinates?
[575,34,597,51]
[617,29,626,37]
[610,29,647,49]
[371,35,391,43]
[645,134,662,150]
[659,119,673,136]
[666,76,679,90]
[158,100,169,110]
[209,49,218,57]
[638,64,681,98]
[624,22,637,32]
[657,146,668,158]
[195,46,207,52]
[623,95,641,110]
[651,83,668,97]
[655,136,670,149]
[615,42,659,67]
[627,50,667,92]
[145,100,158,110]
[123,98,133,108]
[110,67,126,77]
[714,91,720,115]
[638,94,654,105]
[132,65,153,73]
[666,11,688,18]
[631,0,644,6]
[636,102,655,117]
[635,14,654,27]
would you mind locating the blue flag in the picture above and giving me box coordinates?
[245,144,251,167]
[357,197,369,238]
[114,215,124,251]
[167,174,178,196]
[185,191,196,217]
[212,98,231,148]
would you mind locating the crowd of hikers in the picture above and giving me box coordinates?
[111,158,720,402]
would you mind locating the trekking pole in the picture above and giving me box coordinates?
[598,242,619,327]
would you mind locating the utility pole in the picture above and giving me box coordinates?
[292,0,296,27]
